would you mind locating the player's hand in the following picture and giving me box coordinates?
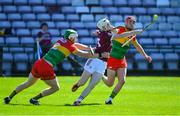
[134,29,143,35]
[101,52,110,58]
[145,55,152,63]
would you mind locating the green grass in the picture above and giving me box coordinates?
[0,76,180,115]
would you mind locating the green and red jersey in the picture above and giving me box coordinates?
[110,26,137,59]
[43,38,77,67]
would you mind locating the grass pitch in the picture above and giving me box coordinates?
[0,76,180,115]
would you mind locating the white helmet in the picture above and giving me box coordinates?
[97,18,112,31]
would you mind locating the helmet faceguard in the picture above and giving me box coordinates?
[125,16,136,30]
[97,18,113,31]
[64,29,78,39]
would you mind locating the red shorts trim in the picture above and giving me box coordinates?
[31,59,55,80]
[107,56,127,70]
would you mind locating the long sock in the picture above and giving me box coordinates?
[77,96,84,102]
[9,90,17,99]
[110,90,118,99]
[33,93,43,100]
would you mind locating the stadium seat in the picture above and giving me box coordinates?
[6,37,20,46]
[91,7,104,14]
[113,0,127,6]
[167,16,180,23]
[128,0,142,6]
[48,29,59,37]
[154,38,168,46]
[32,29,41,36]
[52,14,65,21]
[3,47,9,52]
[0,13,7,20]
[77,30,89,37]
[170,0,180,7]
[62,61,72,71]
[8,13,21,21]
[70,22,85,29]
[135,22,143,29]
[158,23,172,31]
[163,31,178,38]
[135,53,148,70]
[37,14,50,21]
[46,21,55,28]
[139,38,153,46]
[2,53,13,75]
[33,6,47,13]
[76,7,89,13]
[95,14,108,21]
[0,0,13,5]
[9,47,24,53]
[79,37,94,45]
[157,0,170,7]
[14,0,28,5]
[100,0,113,6]
[114,22,125,27]
[86,0,99,6]
[142,0,156,7]
[127,59,134,70]
[18,6,31,13]
[161,8,175,15]
[56,22,70,29]
[119,7,132,14]
[29,0,42,5]
[43,0,56,5]
[148,30,163,37]
[151,53,164,70]
[133,8,146,15]
[83,22,97,29]
[72,0,84,6]
[138,16,152,23]
[12,21,26,28]
[66,14,79,21]
[3,6,17,13]
[156,16,166,23]
[22,14,36,21]
[159,49,173,54]
[0,37,5,46]
[104,7,118,14]
[147,8,161,15]
[21,37,35,46]
[173,23,180,31]
[57,0,71,5]
[16,29,31,37]
[81,14,94,22]
[61,6,76,13]
[169,38,180,46]
[144,23,158,30]
[165,53,179,70]
[27,21,40,29]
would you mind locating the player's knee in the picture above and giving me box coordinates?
[53,85,60,91]
[107,82,114,87]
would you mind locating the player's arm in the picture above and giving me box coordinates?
[73,48,99,58]
[74,43,90,51]
[132,40,152,63]
[112,29,143,39]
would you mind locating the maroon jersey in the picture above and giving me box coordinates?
[94,30,112,61]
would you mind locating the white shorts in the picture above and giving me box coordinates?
[84,58,107,74]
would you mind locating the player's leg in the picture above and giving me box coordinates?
[105,68,127,104]
[30,77,60,105]
[73,72,102,106]
[102,68,116,87]
[72,70,91,92]
[4,73,39,104]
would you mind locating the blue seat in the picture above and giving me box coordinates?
[0,37,5,46]
[32,29,41,36]
[135,53,148,70]
[95,14,108,21]
[18,6,31,13]
[33,6,47,13]
[83,22,96,29]
[79,37,94,45]
[114,22,125,27]
[61,6,76,13]
[154,38,168,46]
[104,7,118,14]
[0,13,7,20]
[52,14,65,21]
[138,16,152,23]
[72,0,84,6]
[161,8,175,15]
[76,7,89,13]
[140,31,149,38]
[3,53,13,62]
[167,16,180,23]
[156,16,166,23]
[43,0,56,5]
[114,0,127,6]
[109,15,123,22]
[9,47,24,53]
[49,29,59,37]
[14,0,27,5]
[142,0,156,7]
[66,14,79,21]
[70,22,85,29]
[173,23,180,31]
[148,30,163,37]
[135,22,143,29]
[100,0,113,6]
[57,0,71,5]
[62,61,72,71]
[159,49,173,54]
[4,6,17,13]
[51,37,59,44]
[133,8,146,15]
[8,14,21,21]
[3,47,9,52]
[86,0,99,5]
[29,0,42,5]
[27,21,40,29]
[127,59,134,70]
[128,0,142,6]
[77,30,89,37]
[165,53,179,70]
[2,53,13,75]
[21,37,35,46]
[6,37,19,46]
[151,53,164,70]
[81,14,94,22]
[169,38,180,46]
[147,8,161,15]
[14,53,28,62]
[157,0,170,7]
[119,7,132,14]
[12,21,26,28]
[144,23,158,30]
[163,31,178,38]
[46,21,55,28]
[16,29,31,37]
[91,7,104,13]
[56,22,70,29]
[37,14,50,21]
[0,0,13,5]
[139,38,153,46]
[22,14,36,21]
[171,0,180,7]
[159,23,172,31]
